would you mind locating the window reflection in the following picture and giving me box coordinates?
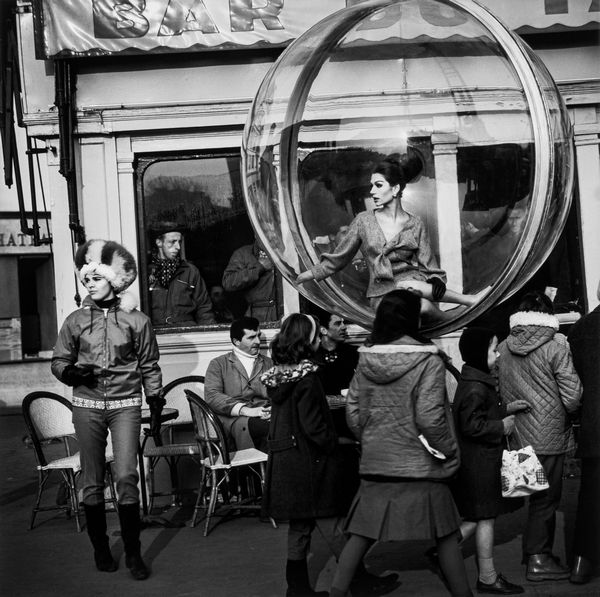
[136,152,283,330]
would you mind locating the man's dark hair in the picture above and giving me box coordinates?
[309,306,335,329]
[230,316,260,342]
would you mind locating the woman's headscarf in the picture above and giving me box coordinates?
[459,326,496,373]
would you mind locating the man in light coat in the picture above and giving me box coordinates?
[204,317,272,451]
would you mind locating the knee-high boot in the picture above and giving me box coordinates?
[286,559,328,596]
[83,503,117,572]
[118,503,149,580]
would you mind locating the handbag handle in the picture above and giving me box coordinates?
[505,417,524,450]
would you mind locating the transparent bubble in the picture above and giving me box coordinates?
[242,0,573,335]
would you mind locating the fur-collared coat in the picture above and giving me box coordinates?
[260,361,345,521]
[498,311,582,455]
[345,340,459,479]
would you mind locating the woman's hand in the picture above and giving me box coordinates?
[295,270,314,285]
[506,400,530,414]
[502,415,516,435]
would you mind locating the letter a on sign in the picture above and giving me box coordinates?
[159,0,219,36]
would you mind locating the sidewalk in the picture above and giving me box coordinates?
[1,412,597,597]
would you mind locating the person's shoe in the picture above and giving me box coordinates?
[526,554,570,581]
[350,567,401,596]
[125,553,149,581]
[570,555,593,584]
[476,573,524,594]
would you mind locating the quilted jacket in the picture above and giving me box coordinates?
[498,311,582,455]
[346,340,459,480]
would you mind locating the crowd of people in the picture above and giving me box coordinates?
[50,232,597,596]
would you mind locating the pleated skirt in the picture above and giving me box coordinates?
[345,479,461,541]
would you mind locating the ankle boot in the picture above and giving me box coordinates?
[286,559,328,596]
[526,554,569,581]
[118,503,149,580]
[570,555,592,584]
[83,503,117,572]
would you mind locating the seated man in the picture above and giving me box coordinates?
[149,224,216,326]
[204,317,272,451]
[313,309,359,401]
[222,237,280,322]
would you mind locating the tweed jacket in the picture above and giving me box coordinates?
[204,350,272,438]
[311,210,446,299]
[498,311,582,455]
[346,340,459,480]
[568,305,600,457]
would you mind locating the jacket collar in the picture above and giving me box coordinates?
[460,364,496,387]
[227,350,266,381]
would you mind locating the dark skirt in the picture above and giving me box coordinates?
[344,479,461,541]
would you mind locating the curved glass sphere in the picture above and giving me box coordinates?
[242,0,574,335]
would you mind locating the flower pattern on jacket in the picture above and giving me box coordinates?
[260,360,318,388]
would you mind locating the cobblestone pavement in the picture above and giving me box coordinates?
[1,413,598,597]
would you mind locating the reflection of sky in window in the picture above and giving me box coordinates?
[144,157,241,211]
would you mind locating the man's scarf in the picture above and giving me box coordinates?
[151,255,181,288]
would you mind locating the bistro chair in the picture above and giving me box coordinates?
[185,389,276,536]
[22,391,117,532]
[142,375,205,513]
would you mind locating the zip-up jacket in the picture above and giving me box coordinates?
[150,260,215,326]
[52,296,162,407]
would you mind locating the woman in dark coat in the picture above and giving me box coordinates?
[452,327,528,594]
[261,313,343,597]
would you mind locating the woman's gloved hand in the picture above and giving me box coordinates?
[61,365,98,388]
[426,277,447,301]
[146,393,166,438]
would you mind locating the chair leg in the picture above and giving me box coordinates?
[64,469,82,532]
[204,470,219,537]
[191,465,207,528]
[30,470,49,530]
[105,464,118,511]
[167,456,180,506]
[147,457,157,514]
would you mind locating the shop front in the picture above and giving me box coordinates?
[2,0,598,407]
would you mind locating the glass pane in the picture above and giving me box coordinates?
[138,153,283,330]
[242,0,574,335]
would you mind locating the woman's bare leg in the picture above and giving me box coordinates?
[330,534,375,596]
[395,280,488,307]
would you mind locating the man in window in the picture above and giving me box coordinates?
[149,224,216,326]
[204,317,272,451]
[222,237,280,322]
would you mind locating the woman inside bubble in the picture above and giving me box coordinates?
[296,152,487,322]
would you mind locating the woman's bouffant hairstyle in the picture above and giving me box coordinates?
[370,289,425,344]
[372,150,424,192]
[516,291,554,315]
[270,313,319,365]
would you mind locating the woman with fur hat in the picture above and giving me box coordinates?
[330,289,472,597]
[451,327,527,594]
[498,291,582,582]
[296,153,487,323]
[51,239,164,581]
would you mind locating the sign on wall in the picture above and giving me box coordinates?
[0,218,52,254]
[33,0,600,59]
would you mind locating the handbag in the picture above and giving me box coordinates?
[501,431,549,498]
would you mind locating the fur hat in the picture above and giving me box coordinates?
[75,240,137,309]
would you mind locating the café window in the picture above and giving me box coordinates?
[135,151,283,331]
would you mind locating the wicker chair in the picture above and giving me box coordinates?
[22,391,117,532]
[185,389,276,536]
